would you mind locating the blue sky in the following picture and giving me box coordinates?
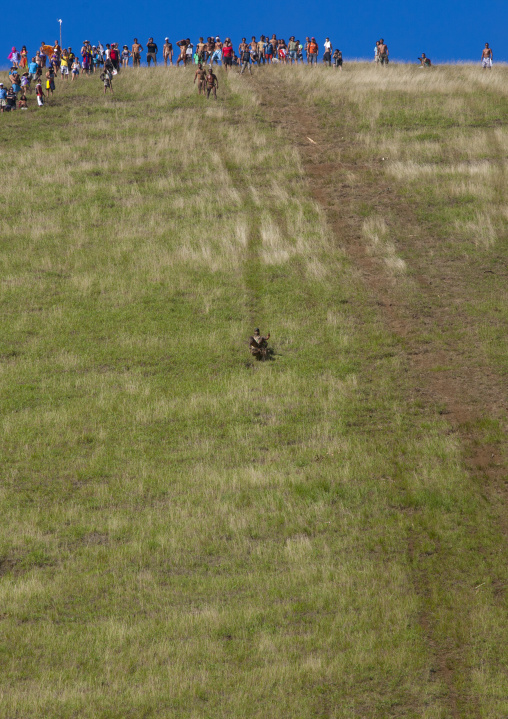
[2,2,507,67]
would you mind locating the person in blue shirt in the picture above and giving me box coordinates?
[0,83,7,112]
[28,58,38,80]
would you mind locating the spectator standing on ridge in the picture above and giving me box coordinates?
[278,39,287,64]
[131,38,143,67]
[196,38,206,63]
[163,38,173,66]
[206,37,215,63]
[0,83,7,112]
[238,37,248,56]
[20,46,28,68]
[146,37,158,66]
[211,37,222,65]
[257,36,266,64]
[39,43,47,67]
[60,50,70,80]
[110,44,120,72]
[265,38,274,63]
[481,43,493,69]
[121,45,131,68]
[418,53,431,67]
[323,39,332,66]
[304,37,311,63]
[21,72,31,94]
[333,48,343,69]
[71,58,80,79]
[240,44,252,74]
[378,39,389,65]
[7,47,20,68]
[288,36,298,64]
[296,40,304,63]
[45,68,54,96]
[28,57,39,80]
[6,86,17,110]
[176,39,188,66]
[308,37,318,64]
[222,39,233,71]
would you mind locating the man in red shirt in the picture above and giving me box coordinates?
[222,39,233,72]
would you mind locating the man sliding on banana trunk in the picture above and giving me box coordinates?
[249,329,271,360]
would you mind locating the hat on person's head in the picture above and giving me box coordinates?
[0,83,3,86]
[216,36,220,40]
[165,37,169,41]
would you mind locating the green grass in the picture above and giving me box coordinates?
[0,65,507,718]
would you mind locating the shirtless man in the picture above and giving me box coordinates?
[131,38,143,68]
[238,37,248,56]
[304,36,311,63]
[163,38,173,66]
[211,37,222,65]
[378,39,389,65]
[176,39,188,66]
[481,43,493,69]
[206,67,218,99]
[194,63,206,95]
[196,37,206,63]
[257,36,266,64]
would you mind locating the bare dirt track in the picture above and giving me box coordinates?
[253,70,507,719]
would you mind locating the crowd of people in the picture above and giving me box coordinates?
[1,37,495,111]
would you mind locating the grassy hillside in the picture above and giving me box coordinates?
[0,65,506,718]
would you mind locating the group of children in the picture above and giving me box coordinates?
[0,66,33,111]
[1,62,58,110]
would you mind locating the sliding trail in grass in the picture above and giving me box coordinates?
[0,66,506,718]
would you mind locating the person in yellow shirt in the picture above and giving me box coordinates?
[60,50,69,80]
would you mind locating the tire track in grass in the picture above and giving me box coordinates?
[251,69,492,719]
